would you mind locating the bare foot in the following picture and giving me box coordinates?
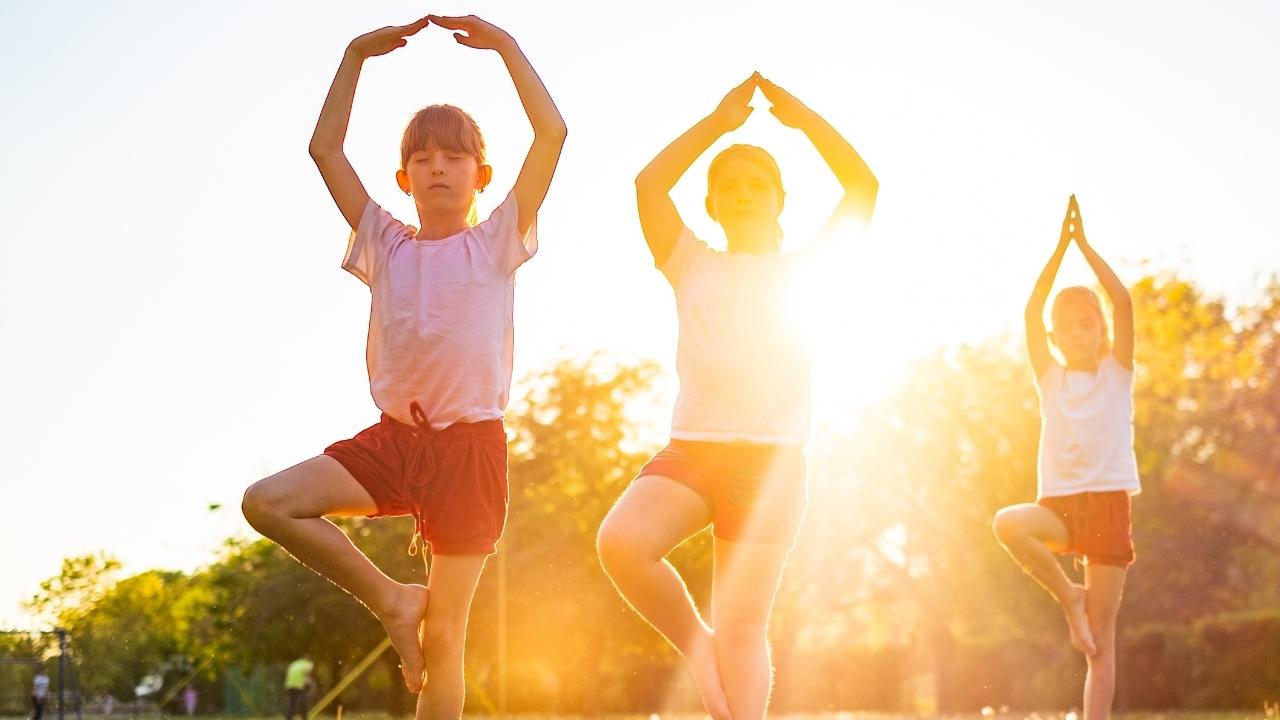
[374,583,430,692]
[685,630,732,720]
[1061,584,1096,656]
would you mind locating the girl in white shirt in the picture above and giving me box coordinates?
[597,72,878,720]
[993,195,1138,720]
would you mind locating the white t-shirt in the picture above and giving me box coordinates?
[343,191,537,429]
[33,673,49,699]
[660,227,812,446]
[1035,354,1142,498]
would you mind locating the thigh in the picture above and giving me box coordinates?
[1084,563,1127,635]
[250,455,379,518]
[599,475,713,560]
[995,502,1071,552]
[424,554,489,628]
[711,538,791,631]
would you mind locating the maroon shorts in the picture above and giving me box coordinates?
[1038,491,1135,568]
[324,411,508,556]
[636,439,807,544]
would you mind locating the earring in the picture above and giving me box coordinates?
[405,190,411,196]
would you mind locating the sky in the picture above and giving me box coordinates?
[1,0,1277,628]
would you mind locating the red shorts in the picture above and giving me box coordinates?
[1038,491,1135,568]
[324,412,508,556]
[637,439,807,544]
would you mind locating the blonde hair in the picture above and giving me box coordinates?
[1051,286,1111,353]
[400,105,486,225]
[707,144,785,246]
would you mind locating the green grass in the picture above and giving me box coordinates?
[2,707,1269,712]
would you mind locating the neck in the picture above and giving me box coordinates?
[1064,357,1101,372]
[413,209,470,240]
[725,226,778,255]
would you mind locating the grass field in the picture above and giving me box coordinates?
[0,707,1269,712]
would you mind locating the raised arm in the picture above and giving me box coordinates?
[429,15,567,236]
[1070,195,1134,369]
[758,76,878,226]
[309,17,431,230]
[1026,199,1075,379]
[635,75,757,265]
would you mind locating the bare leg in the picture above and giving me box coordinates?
[1082,563,1126,720]
[597,476,729,720]
[711,538,791,720]
[992,503,1095,655]
[242,456,430,691]
[414,554,488,720]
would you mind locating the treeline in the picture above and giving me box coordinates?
[14,274,1279,715]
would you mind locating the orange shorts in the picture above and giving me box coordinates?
[636,439,807,544]
[1037,491,1135,568]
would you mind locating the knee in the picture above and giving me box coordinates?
[422,614,467,660]
[596,521,644,576]
[992,508,1025,545]
[241,480,285,532]
[713,620,768,651]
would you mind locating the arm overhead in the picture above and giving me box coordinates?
[309,17,431,231]
[635,74,759,266]
[428,15,567,237]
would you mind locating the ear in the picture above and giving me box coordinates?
[396,169,411,195]
[777,189,786,215]
[705,195,717,221]
[477,164,493,192]
[1047,329,1060,350]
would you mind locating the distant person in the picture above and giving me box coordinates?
[993,195,1138,720]
[283,655,314,720]
[31,665,49,720]
[182,686,198,716]
[597,72,878,720]
[239,11,565,720]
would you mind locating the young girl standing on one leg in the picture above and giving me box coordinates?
[597,72,878,720]
[993,195,1138,720]
[241,14,565,720]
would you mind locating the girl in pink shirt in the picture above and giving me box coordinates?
[241,14,565,719]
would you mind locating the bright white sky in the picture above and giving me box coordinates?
[1,1,1277,627]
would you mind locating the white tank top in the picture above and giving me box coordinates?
[1036,355,1141,498]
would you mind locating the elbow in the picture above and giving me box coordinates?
[635,167,661,192]
[308,136,340,163]
[546,119,568,144]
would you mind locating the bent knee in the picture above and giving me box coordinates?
[241,478,296,531]
[596,522,633,571]
[992,507,1028,544]
[596,522,655,574]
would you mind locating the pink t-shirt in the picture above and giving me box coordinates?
[343,191,537,428]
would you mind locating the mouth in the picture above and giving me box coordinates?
[426,183,450,191]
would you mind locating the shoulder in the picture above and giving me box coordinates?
[1101,354,1135,384]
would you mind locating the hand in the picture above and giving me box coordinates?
[348,17,431,59]
[1068,194,1089,246]
[1057,195,1076,247]
[427,14,515,52]
[712,73,759,131]
[758,76,812,129]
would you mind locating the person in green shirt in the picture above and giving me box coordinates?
[283,656,314,720]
